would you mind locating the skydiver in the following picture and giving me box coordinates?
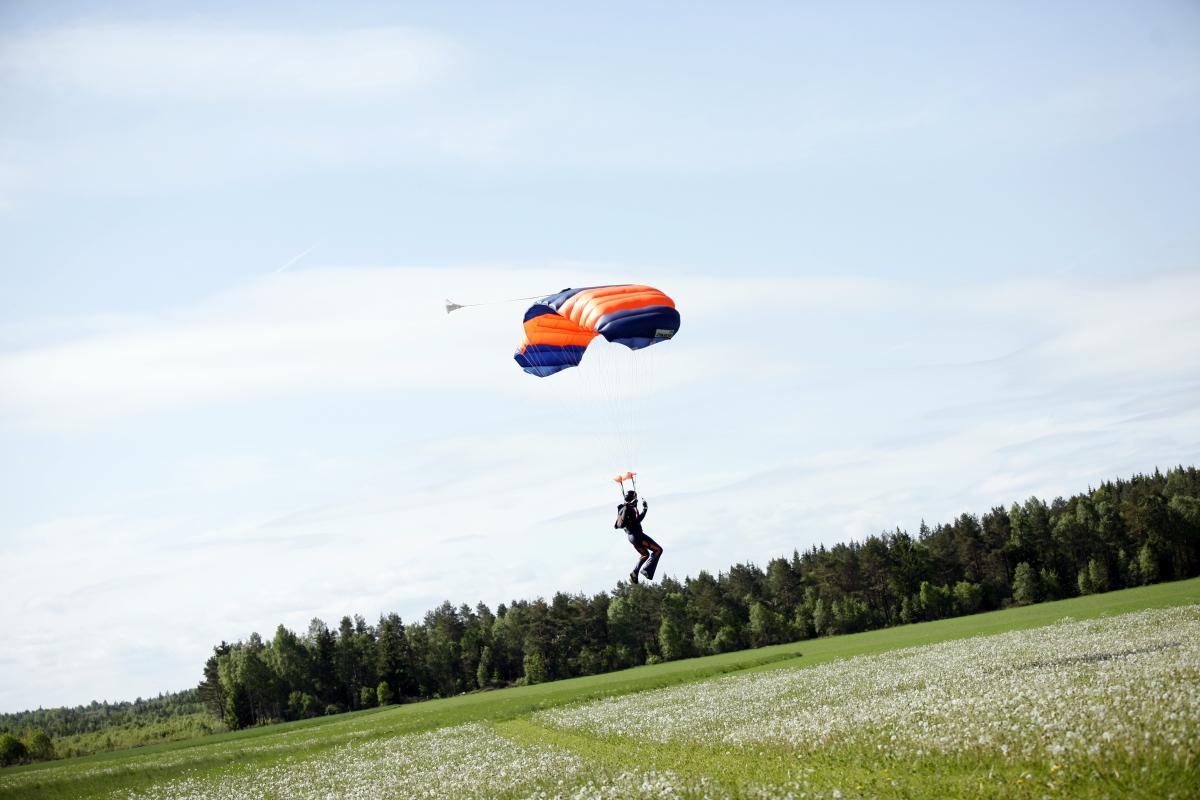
[615,490,663,583]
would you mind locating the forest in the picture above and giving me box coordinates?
[196,467,1200,731]
[0,691,216,765]
[4,466,1198,761]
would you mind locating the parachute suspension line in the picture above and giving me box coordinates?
[582,341,623,477]
[630,343,646,474]
[578,342,606,472]
[623,339,661,484]
[584,345,616,481]
[507,284,678,492]
[625,346,639,471]
[540,337,598,477]
[603,343,636,475]
[516,320,605,480]
[445,293,549,314]
[585,339,653,483]
[576,363,609,480]
[525,332,578,445]
[631,344,645,471]
[641,347,652,468]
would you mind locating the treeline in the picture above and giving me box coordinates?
[198,466,1200,731]
[0,691,219,764]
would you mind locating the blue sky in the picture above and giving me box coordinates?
[1,1,1199,712]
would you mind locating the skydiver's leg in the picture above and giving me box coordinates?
[639,534,663,579]
[628,534,650,582]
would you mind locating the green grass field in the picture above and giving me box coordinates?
[3,578,1198,800]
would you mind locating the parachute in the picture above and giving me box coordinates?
[509,283,680,483]
[513,285,680,377]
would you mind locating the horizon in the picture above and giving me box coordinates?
[1,463,1193,715]
[2,1,1198,713]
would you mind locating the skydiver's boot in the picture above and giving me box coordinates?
[631,550,649,584]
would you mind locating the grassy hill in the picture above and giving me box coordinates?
[3,577,1197,799]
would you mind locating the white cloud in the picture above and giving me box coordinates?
[0,25,510,203]
[2,25,463,102]
[0,266,485,427]
[4,267,1198,431]
[932,271,1200,386]
[0,268,891,429]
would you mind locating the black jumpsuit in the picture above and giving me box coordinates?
[615,501,663,580]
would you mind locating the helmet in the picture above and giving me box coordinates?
[625,490,637,502]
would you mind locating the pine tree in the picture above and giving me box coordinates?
[1012,562,1038,605]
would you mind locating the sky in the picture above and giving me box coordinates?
[1,1,1198,713]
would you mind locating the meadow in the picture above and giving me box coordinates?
[3,578,1197,800]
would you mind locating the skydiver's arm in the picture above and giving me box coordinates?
[637,501,647,522]
[614,505,625,529]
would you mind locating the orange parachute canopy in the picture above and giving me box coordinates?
[514,285,680,377]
